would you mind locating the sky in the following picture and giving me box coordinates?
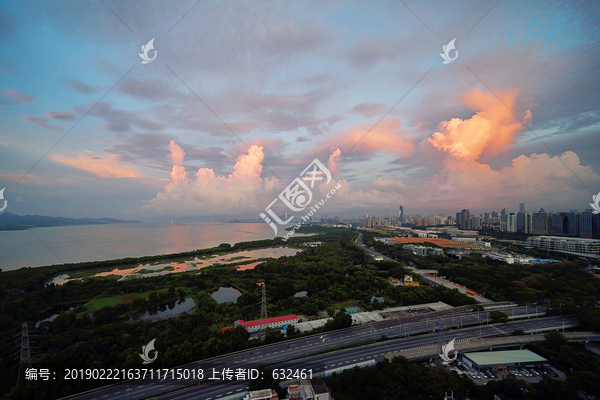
[0,0,599,221]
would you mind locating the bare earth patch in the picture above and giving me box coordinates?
[117,296,138,301]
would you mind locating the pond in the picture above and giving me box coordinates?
[35,307,74,327]
[236,261,264,271]
[126,297,196,322]
[211,287,242,303]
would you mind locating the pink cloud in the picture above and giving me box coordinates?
[51,152,141,178]
[146,142,282,215]
[169,140,186,165]
[318,118,414,157]
[328,148,341,173]
[428,88,531,162]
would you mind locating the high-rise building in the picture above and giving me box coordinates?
[517,211,532,234]
[501,208,508,223]
[532,208,553,235]
[594,213,600,239]
[507,213,518,232]
[484,213,492,224]
[552,213,567,235]
[460,209,470,230]
[519,203,525,213]
[399,205,404,223]
[581,210,593,239]
[564,211,580,237]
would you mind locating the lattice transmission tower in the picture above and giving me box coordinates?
[257,282,268,339]
[17,323,32,386]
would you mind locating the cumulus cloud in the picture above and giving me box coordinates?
[318,150,599,213]
[169,140,186,165]
[328,148,341,173]
[145,142,283,215]
[311,88,599,213]
[51,151,141,178]
[428,88,532,162]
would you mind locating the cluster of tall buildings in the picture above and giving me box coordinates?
[455,203,600,239]
[359,205,456,228]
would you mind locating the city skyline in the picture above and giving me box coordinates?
[1,1,599,221]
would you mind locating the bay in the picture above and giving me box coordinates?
[0,222,292,271]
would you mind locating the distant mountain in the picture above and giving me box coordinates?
[0,212,139,230]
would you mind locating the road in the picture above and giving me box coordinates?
[355,232,492,303]
[153,316,577,400]
[63,309,557,400]
[60,233,549,400]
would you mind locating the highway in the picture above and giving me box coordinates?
[151,316,577,400]
[63,312,564,400]
[60,233,550,400]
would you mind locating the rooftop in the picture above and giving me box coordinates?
[464,349,547,366]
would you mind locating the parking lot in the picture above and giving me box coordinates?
[451,360,559,384]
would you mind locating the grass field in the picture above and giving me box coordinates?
[80,286,194,313]
[333,300,358,309]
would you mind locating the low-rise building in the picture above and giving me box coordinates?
[462,349,548,372]
[452,237,477,244]
[527,235,600,256]
[403,244,444,257]
[246,389,278,400]
[222,315,298,333]
[289,378,331,400]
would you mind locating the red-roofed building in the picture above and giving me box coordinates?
[222,315,298,333]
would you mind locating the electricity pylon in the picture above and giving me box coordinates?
[257,282,268,339]
[17,323,32,386]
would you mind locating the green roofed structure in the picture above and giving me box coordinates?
[462,349,548,372]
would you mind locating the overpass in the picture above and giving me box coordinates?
[388,331,596,363]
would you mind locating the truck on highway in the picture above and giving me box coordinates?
[466,290,475,296]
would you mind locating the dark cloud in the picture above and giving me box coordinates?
[76,101,164,133]
[349,102,388,119]
[117,78,182,101]
[21,115,63,133]
[101,133,229,173]
[259,20,337,57]
[46,111,76,121]
[61,78,97,94]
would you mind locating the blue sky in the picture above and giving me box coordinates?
[1,0,599,220]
